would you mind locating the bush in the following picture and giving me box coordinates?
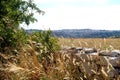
[0,27,27,52]
[0,0,44,52]
[31,30,60,60]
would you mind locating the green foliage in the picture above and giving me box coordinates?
[0,0,44,51]
[0,0,44,27]
[0,27,17,48]
[16,28,28,47]
[31,30,60,58]
[0,28,27,51]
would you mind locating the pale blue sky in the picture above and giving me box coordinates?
[23,0,120,30]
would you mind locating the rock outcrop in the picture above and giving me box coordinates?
[61,47,120,77]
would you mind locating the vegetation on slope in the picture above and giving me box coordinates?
[0,0,120,80]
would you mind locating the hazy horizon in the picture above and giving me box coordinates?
[25,28,120,31]
[22,0,120,30]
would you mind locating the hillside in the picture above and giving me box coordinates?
[26,29,120,38]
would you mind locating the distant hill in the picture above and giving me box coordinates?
[26,29,120,38]
[26,29,41,34]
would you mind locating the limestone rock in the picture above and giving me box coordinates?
[99,50,120,57]
[84,48,97,54]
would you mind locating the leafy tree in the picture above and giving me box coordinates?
[0,0,44,51]
[0,0,44,27]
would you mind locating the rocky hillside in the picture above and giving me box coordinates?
[61,46,120,76]
[0,46,120,79]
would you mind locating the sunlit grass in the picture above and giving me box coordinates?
[1,38,120,80]
[59,38,120,50]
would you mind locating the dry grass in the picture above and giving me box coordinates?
[0,50,120,80]
[0,38,120,80]
[0,44,45,80]
[26,51,120,80]
[59,38,120,50]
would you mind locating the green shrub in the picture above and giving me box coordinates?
[31,30,60,59]
[0,27,27,52]
[0,0,44,52]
